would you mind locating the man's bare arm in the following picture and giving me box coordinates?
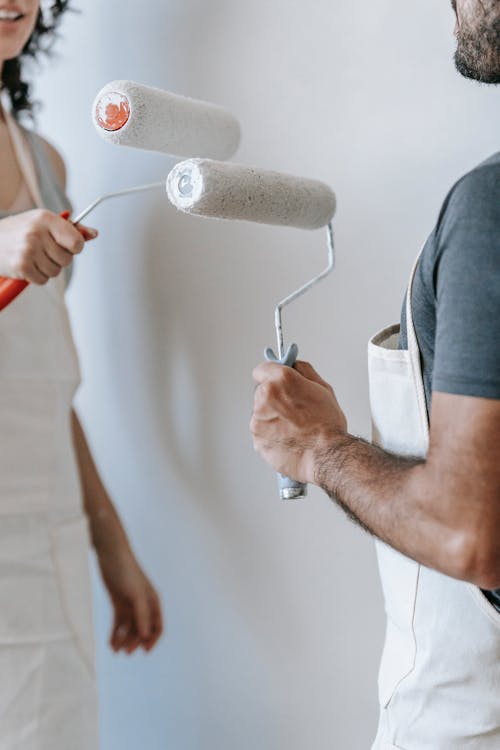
[251,361,500,589]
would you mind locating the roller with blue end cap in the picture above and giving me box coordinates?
[166,158,336,500]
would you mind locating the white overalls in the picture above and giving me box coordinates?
[368,248,500,749]
[0,111,99,748]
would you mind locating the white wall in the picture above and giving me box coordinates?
[35,1,500,748]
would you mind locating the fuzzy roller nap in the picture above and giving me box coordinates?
[1,77,242,312]
[167,158,337,501]
[93,81,241,160]
[166,159,336,229]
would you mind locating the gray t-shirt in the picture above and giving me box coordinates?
[399,151,500,611]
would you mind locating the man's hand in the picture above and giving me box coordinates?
[251,364,500,588]
[251,360,348,484]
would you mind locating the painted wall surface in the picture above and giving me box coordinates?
[34,2,499,748]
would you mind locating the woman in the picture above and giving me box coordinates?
[0,2,163,746]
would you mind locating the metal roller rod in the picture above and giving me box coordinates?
[274,221,335,359]
[72,181,164,225]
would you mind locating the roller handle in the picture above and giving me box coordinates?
[264,342,308,500]
[0,278,28,311]
[0,211,78,311]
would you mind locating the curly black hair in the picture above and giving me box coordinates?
[1,2,71,120]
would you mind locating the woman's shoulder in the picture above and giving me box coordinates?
[33,133,66,190]
[21,127,67,190]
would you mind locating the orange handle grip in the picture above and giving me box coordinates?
[0,278,29,311]
[0,210,76,312]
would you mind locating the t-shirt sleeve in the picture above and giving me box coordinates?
[432,164,500,399]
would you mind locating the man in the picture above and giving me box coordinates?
[251,1,500,747]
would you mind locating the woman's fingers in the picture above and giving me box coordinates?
[47,213,86,255]
[110,589,164,655]
[35,249,61,279]
[43,233,74,268]
[59,210,98,243]
[110,612,132,652]
[129,590,164,652]
[110,621,125,651]
[111,605,151,654]
[143,593,164,651]
[35,220,97,283]
[133,592,153,643]
[0,209,99,284]
[123,630,141,654]
[75,223,98,241]
[29,261,49,285]
[114,623,140,654]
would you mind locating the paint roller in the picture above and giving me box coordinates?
[167,158,337,500]
[0,82,241,311]
[92,80,241,160]
[0,183,165,312]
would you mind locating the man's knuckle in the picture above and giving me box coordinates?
[262,382,276,400]
[280,368,295,386]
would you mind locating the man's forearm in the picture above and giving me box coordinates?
[313,434,467,580]
[252,361,500,588]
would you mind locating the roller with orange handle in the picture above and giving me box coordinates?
[0,183,162,311]
[0,79,243,312]
[0,210,81,311]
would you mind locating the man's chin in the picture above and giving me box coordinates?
[455,47,500,84]
[455,37,500,84]
[453,12,500,85]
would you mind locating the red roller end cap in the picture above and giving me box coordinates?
[95,91,130,132]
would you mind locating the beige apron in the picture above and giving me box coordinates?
[368,248,500,749]
[0,111,99,748]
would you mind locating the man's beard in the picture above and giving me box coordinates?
[455,8,500,83]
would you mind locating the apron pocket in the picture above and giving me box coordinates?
[50,515,96,676]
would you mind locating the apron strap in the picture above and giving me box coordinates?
[405,244,430,439]
[3,108,44,209]
[0,103,67,304]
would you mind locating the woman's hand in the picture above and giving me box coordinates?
[97,541,164,655]
[0,209,98,284]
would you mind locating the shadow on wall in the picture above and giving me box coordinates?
[130,196,314,647]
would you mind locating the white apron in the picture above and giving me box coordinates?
[368,248,500,749]
[0,112,99,749]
